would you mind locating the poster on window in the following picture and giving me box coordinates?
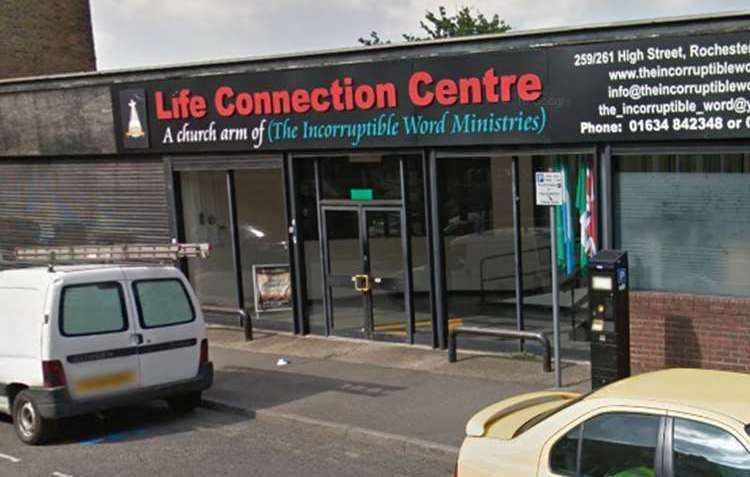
[253,264,292,313]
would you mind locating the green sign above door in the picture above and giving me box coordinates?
[350,188,374,201]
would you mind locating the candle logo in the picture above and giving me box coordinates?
[126,99,145,138]
[118,89,150,149]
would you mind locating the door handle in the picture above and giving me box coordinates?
[132,333,144,345]
[352,274,370,293]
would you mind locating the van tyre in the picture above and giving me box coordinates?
[167,392,202,414]
[12,391,55,445]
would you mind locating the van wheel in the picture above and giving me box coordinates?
[167,392,202,414]
[12,391,55,445]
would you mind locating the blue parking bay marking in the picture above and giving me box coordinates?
[80,428,146,445]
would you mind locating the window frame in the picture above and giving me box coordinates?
[132,278,197,330]
[547,410,668,477]
[664,415,750,477]
[59,281,129,338]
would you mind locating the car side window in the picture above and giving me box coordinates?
[579,413,660,477]
[673,418,750,477]
[550,413,662,477]
[550,425,581,476]
[60,282,128,336]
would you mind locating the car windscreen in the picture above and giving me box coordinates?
[60,282,128,336]
[133,279,195,329]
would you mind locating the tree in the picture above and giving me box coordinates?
[358,6,511,46]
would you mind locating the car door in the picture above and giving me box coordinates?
[52,269,141,400]
[538,408,667,477]
[125,268,204,388]
[664,413,750,477]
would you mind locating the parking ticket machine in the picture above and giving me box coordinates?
[589,250,630,390]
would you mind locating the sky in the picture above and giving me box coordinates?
[89,0,750,70]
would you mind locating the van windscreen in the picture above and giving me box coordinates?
[133,279,195,328]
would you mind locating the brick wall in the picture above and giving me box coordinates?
[630,291,750,373]
[0,0,96,79]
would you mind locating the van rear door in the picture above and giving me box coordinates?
[125,268,204,388]
[53,270,140,400]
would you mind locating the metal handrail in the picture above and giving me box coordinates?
[448,325,552,373]
[202,305,253,341]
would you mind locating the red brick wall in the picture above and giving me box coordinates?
[631,291,750,373]
[0,0,96,79]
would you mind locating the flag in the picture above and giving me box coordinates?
[555,161,576,276]
[576,157,597,273]
[562,164,576,276]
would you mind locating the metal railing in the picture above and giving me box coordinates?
[202,305,253,341]
[448,325,552,373]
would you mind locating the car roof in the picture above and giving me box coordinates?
[588,368,750,423]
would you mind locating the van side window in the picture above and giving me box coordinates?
[61,282,128,336]
[133,279,195,328]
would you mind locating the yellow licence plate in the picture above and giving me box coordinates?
[75,371,136,394]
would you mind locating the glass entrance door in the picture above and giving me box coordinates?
[322,206,409,341]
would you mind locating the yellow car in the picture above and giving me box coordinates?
[456,369,750,477]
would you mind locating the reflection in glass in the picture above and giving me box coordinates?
[406,158,433,343]
[438,155,591,359]
[299,155,425,339]
[368,210,406,337]
[674,418,750,476]
[326,209,364,336]
[550,426,580,476]
[580,413,659,477]
[180,171,237,308]
[235,169,292,329]
[296,159,326,333]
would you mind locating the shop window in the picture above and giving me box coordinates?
[295,159,326,334]
[438,154,592,358]
[180,171,238,309]
[615,154,750,297]
[235,169,292,330]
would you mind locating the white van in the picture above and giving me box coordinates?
[0,264,213,445]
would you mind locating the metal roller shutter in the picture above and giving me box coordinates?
[0,156,171,262]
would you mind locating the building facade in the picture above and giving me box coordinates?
[1,13,750,372]
[0,0,96,79]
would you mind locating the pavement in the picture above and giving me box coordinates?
[205,327,591,457]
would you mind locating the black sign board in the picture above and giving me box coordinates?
[112,31,750,153]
